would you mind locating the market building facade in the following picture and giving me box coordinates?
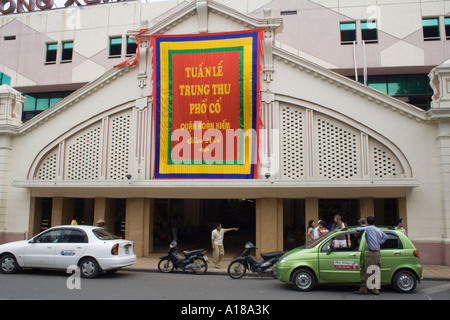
[1,0,450,265]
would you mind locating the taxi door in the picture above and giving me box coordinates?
[23,229,64,268]
[318,232,362,283]
[53,228,89,269]
[378,232,405,283]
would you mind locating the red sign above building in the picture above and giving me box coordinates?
[149,30,263,179]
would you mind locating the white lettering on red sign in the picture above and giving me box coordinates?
[0,0,126,15]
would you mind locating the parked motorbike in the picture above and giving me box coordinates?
[227,242,285,279]
[158,241,208,275]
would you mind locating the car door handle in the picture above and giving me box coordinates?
[348,254,356,257]
[394,251,402,255]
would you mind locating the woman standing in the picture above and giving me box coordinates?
[307,220,315,242]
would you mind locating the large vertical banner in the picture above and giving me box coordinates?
[152,30,263,179]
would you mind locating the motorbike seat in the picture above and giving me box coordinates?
[261,251,285,261]
[183,249,205,256]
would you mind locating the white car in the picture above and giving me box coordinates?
[0,225,136,278]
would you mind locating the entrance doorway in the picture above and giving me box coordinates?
[40,198,52,232]
[374,198,399,226]
[283,199,305,250]
[33,197,126,238]
[319,199,359,230]
[153,199,256,255]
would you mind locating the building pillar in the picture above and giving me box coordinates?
[51,197,74,226]
[255,198,283,258]
[359,197,374,222]
[0,85,24,238]
[429,62,450,265]
[125,198,153,257]
[94,198,115,230]
[305,198,318,242]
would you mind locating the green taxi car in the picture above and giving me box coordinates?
[276,227,422,293]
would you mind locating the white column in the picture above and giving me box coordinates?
[0,85,24,231]
[429,61,450,265]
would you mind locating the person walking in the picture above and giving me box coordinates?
[211,223,238,269]
[355,216,388,295]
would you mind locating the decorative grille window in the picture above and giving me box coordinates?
[281,106,304,179]
[316,118,358,179]
[66,126,101,180]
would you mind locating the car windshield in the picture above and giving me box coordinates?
[92,228,120,240]
[301,229,339,249]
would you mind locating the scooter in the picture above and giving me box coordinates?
[227,242,285,279]
[158,241,208,275]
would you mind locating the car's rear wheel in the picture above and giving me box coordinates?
[0,254,19,274]
[291,268,316,291]
[392,270,417,293]
[79,257,100,278]
[192,257,208,275]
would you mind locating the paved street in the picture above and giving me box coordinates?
[0,269,449,301]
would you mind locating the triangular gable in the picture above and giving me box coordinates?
[14,0,424,188]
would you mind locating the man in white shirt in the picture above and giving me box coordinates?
[211,223,239,269]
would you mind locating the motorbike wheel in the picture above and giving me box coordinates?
[192,257,208,275]
[158,258,174,273]
[228,261,247,279]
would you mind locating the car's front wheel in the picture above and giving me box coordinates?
[291,268,316,291]
[0,254,19,274]
[79,257,100,278]
[392,269,417,293]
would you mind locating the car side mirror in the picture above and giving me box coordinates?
[28,238,36,243]
[326,245,331,255]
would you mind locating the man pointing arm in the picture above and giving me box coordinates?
[211,223,239,269]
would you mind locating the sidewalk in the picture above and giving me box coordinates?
[125,254,450,280]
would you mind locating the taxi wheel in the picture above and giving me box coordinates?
[392,270,417,293]
[291,268,316,291]
[0,254,19,274]
[79,257,100,279]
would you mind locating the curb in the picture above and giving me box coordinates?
[123,266,272,277]
[122,266,450,281]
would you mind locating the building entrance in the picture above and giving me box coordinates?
[153,199,256,256]
[319,199,359,230]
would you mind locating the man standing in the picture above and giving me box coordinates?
[331,215,347,247]
[394,218,406,234]
[211,223,238,269]
[355,216,388,295]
